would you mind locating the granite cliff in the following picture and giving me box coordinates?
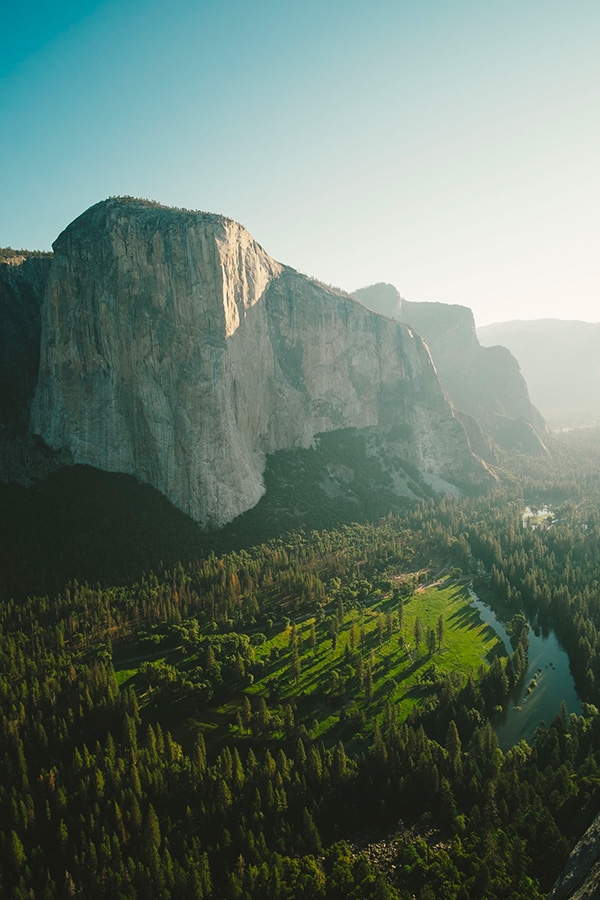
[547,812,600,900]
[29,198,491,526]
[353,283,549,459]
[0,252,67,481]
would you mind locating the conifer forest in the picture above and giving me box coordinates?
[3,429,600,899]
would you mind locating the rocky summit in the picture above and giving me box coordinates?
[13,197,493,527]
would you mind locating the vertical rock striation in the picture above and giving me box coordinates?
[32,198,491,526]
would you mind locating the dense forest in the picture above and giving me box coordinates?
[3,428,600,898]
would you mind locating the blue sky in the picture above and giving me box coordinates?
[1,0,598,325]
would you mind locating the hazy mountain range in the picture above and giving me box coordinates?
[478,320,600,430]
[352,283,548,461]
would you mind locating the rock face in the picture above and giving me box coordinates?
[0,254,64,481]
[353,283,549,458]
[547,813,600,900]
[0,255,49,428]
[31,198,491,527]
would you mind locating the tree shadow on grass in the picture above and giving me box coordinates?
[447,603,488,631]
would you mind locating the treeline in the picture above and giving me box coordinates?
[0,246,53,261]
[4,430,600,895]
[1,492,600,896]
[0,515,414,648]
[406,489,600,706]
[3,594,600,900]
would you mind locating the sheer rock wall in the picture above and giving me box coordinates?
[31,199,492,526]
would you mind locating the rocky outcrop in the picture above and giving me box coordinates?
[352,282,403,320]
[31,198,492,527]
[0,255,49,426]
[0,254,66,481]
[547,813,600,900]
[353,283,549,458]
[453,410,498,464]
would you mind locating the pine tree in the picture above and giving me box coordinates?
[437,613,445,650]
[414,617,423,652]
[301,808,323,856]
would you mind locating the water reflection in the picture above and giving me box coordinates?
[468,588,581,751]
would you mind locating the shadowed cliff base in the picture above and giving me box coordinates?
[0,424,491,602]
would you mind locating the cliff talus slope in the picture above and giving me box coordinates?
[32,199,491,526]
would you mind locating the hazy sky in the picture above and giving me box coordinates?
[1,0,598,326]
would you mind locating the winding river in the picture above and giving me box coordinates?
[468,588,582,751]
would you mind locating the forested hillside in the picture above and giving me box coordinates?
[3,429,600,898]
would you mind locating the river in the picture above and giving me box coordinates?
[468,588,582,751]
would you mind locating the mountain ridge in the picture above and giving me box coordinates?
[352,282,549,459]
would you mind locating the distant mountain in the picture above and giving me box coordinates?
[478,319,600,430]
[353,284,549,460]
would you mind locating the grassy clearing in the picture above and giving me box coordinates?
[115,667,138,686]
[116,577,505,749]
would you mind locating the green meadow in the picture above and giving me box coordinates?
[114,577,504,748]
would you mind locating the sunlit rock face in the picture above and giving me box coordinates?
[32,198,491,526]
